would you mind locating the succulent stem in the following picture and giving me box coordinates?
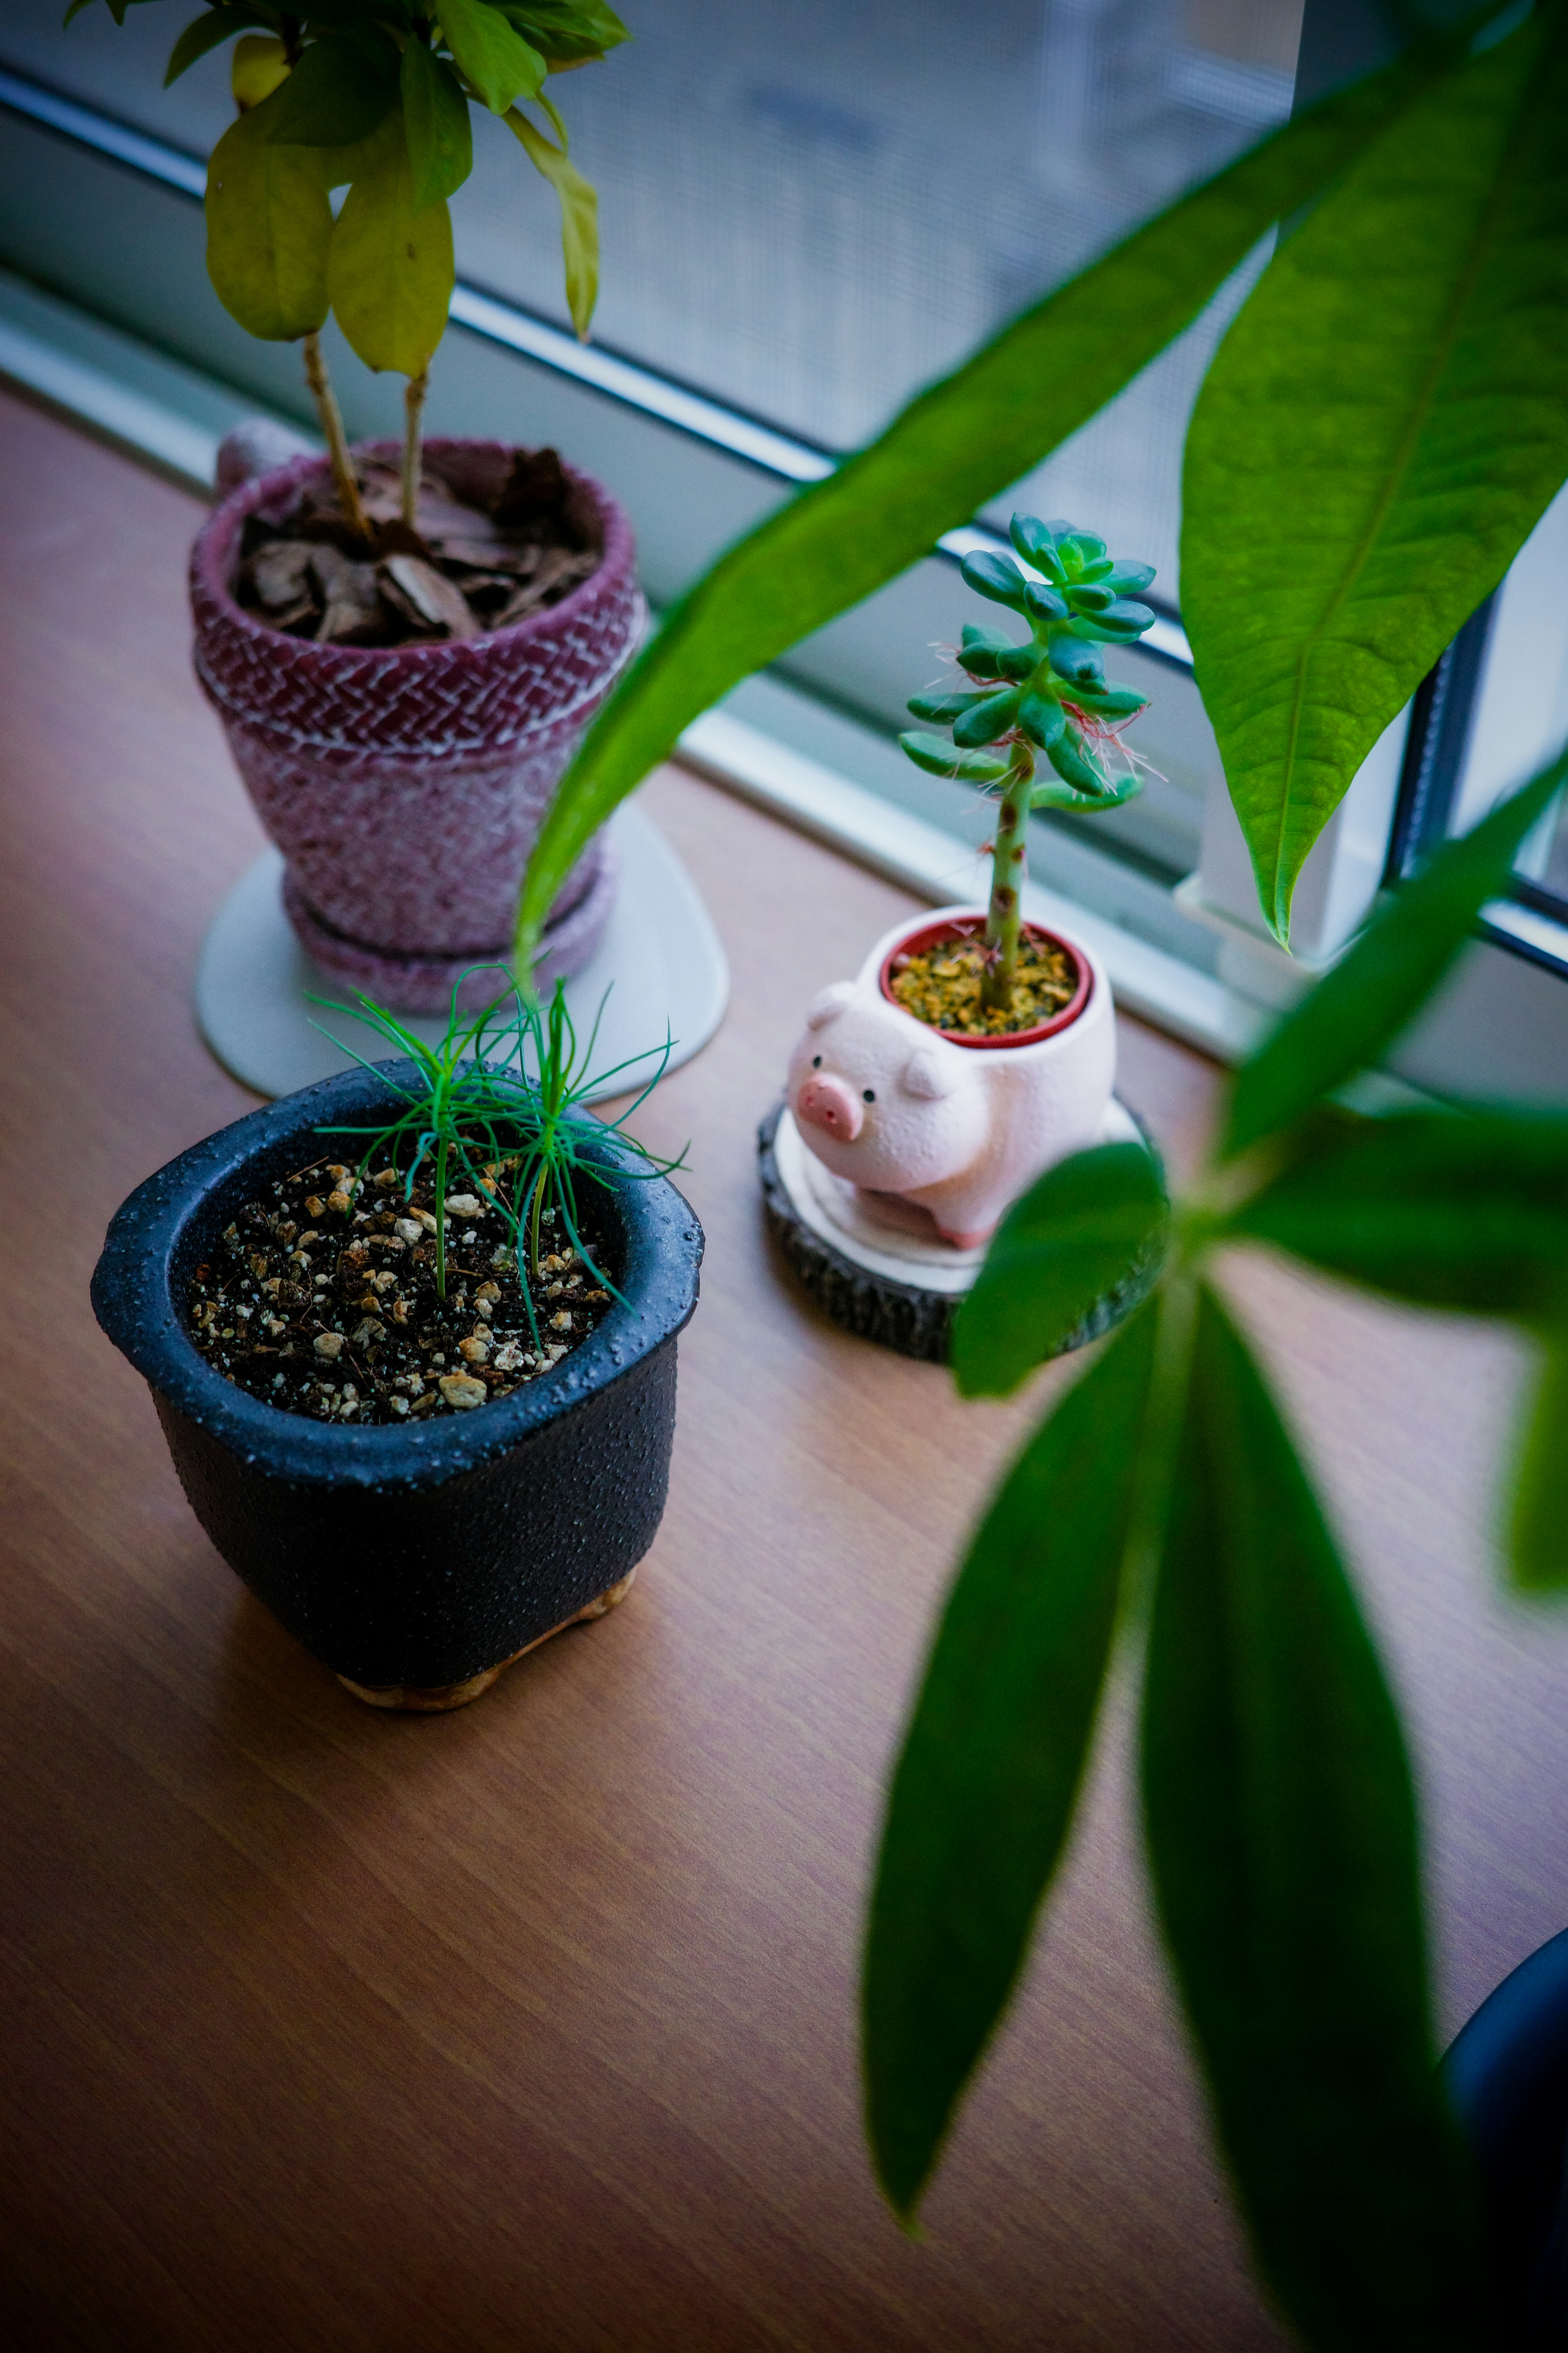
[982,749,1033,1012]
[302,331,372,546]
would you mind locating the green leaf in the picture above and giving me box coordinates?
[953,1143,1167,1398]
[959,551,1030,609]
[205,91,332,341]
[1142,1284,1488,2349]
[1045,721,1107,793]
[401,40,473,211]
[898,733,1011,787]
[1030,769,1143,816]
[1232,1108,1568,1316]
[511,33,1472,966]
[1509,1326,1568,1590]
[441,0,545,113]
[1017,690,1066,750]
[951,687,1021,748]
[504,106,599,339]
[164,4,272,87]
[1009,513,1066,582]
[906,690,988,723]
[267,29,401,147]
[864,1305,1157,2219]
[327,118,454,375]
[1182,5,1568,943]
[1223,747,1568,1160]
[499,0,628,63]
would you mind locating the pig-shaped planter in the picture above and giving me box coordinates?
[786,907,1116,1249]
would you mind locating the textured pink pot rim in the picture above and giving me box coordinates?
[879,913,1093,1048]
[193,437,635,667]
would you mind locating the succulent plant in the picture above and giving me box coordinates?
[899,514,1158,1011]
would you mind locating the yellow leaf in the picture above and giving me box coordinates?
[504,105,598,340]
[205,94,332,342]
[232,33,290,114]
[328,129,454,375]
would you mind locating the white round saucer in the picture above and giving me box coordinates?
[771,1096,1147,1296]
[194,801,729,1103]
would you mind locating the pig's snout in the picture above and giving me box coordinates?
[796,1072,864,1142]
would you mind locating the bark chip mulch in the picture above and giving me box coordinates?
[186,1158,614,1423]
[236,446,602,649]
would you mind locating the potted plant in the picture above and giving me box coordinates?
[757,513,1158,1352]
[91,972,703,1710]
[77,0,640,1010]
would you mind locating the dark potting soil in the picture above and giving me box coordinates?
[185,1157,615,1425]
[234,446,602,650]
[888,932,1077,1037]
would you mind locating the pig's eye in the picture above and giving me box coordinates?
[811,1054,822,1068]
[863,1088,876,1103]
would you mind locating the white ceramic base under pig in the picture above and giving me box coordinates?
[194,801,728,1103]
[771,1097,1146,1294]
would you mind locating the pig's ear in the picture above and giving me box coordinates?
[804,981,855,1031]
[902,1045,955,1100]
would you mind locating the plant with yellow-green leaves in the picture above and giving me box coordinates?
[71,1,628,537]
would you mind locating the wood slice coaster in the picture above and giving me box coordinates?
[757,1096,1163,1365]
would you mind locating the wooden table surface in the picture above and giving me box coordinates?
[4,388,1568,2351]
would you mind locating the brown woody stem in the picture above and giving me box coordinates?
[401,368,429,530]
[982,752,1032,1013]
[302,331,372,546]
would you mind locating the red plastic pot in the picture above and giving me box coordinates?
[878,912,1093,1046]
[189,438,643,1012]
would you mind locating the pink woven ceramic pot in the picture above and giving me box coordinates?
[190,439,644,1013]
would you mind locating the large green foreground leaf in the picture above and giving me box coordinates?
[1510,1329,1568,1590]
[513,36,1468,960]
[864,1307,1156,2219]
[1223,745,1568,1159]
[952,1143,1167,1398]
[1142,1285,1486,2349]
[1182,3,1568,942]
[1234,1108,1568,1314]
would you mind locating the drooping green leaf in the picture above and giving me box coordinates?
[504,105,599,338]
[1029,769,1143,816]
[205,91,332,341]
[267,28,401,147]
[1182,4,1568,943]
[401,39,474,211]
[953,1143,1167,1398]
[1232,1108,1568,1316]
[1017,690,1066,750]
[163,3,272,87]
[327,118,454,375]
[864,1305,1157,2219]
[499,0,628,64]
[1142,1284,1488,2349]
[898,733,1011,787]
[1045,721,1108,793]
[1223,746,1568,1159]
[511,32,1473,965]
[441,0,546,112]
[1509,1326,1568,1590]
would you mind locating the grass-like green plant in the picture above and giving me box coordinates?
[310,966,684,1351]
[862,744,1568,2350]
[513,0,1567,968]
[900,512,1156,1009]
[73,0,628,535]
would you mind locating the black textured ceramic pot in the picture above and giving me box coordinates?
[91,1062,702,1710]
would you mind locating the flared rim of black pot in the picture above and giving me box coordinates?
[91,1058,703,1492]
